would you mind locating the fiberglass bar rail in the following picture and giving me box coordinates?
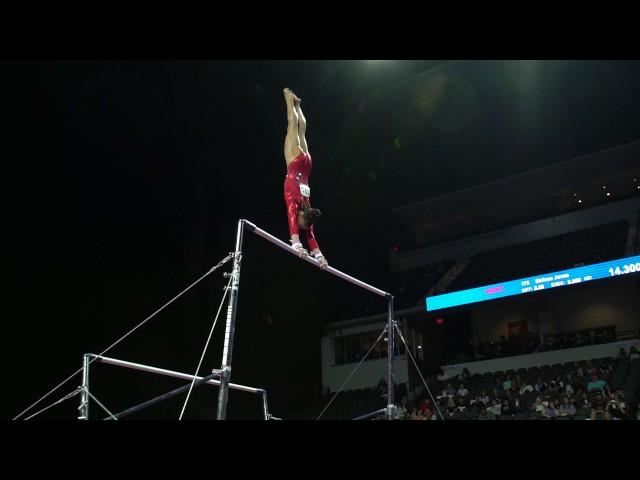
[243,220,390,298]
[87,354,263,395]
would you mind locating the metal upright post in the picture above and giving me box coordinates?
[216,219,245,420]
[78,354,90,420]
[261,390,270,420]
[386,294,395,420]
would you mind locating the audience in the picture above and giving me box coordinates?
[393,347,638,421]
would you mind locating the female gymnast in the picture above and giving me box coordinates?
[282,87,328,269]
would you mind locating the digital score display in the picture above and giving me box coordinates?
[425,255,640,312]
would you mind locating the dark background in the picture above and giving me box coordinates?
[7,60,640,419]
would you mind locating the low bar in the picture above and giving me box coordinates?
[88,354,263,395]
[243,220,390,298]
[352,408,387,421]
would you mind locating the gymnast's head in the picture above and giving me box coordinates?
[297,207,321,229]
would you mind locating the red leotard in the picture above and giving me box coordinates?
[284,151,319,251]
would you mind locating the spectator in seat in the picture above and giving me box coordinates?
[599,363,613,376]
[487,399,502,418]
[542,400,559,419]
[549,380,561,394]
[573,372,586,394]
[565,380,575,396]
[606,400,623,420]
[607,391,627,420]
[580,392,591,410]
[592,394,607,416]
[535,378,548,394]
[502,375,512,392]
[513,397,525,415]
[460,367,471,381]
[629,346,640,360]
[559,397,576,417]
[587,373,607,393]
[520,380,534,396]
[477,406,488,420]
[615,390,627,407]
[616,347,627,360]
[445,383,456,397]
[603,384,615,400]
[531,396,545,415]
[411,409,423,420]
[437,388,448,400]
[506,389,515,403]
[585,360,594,375]
[457,383,469,398]
[502,399,513,417]
[565,373,574,386]
[512,376,521,393]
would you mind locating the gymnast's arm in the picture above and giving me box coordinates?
[306,226,328,269]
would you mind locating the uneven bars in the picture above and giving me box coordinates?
[243,220,390,298]
[88,354,263,395]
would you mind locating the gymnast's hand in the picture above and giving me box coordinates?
[312,250,328,269]
[291,241,309,258]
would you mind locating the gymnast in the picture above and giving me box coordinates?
[282,87,328,269]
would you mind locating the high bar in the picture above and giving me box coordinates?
[242,220,390,298]
[88,354,263,395]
